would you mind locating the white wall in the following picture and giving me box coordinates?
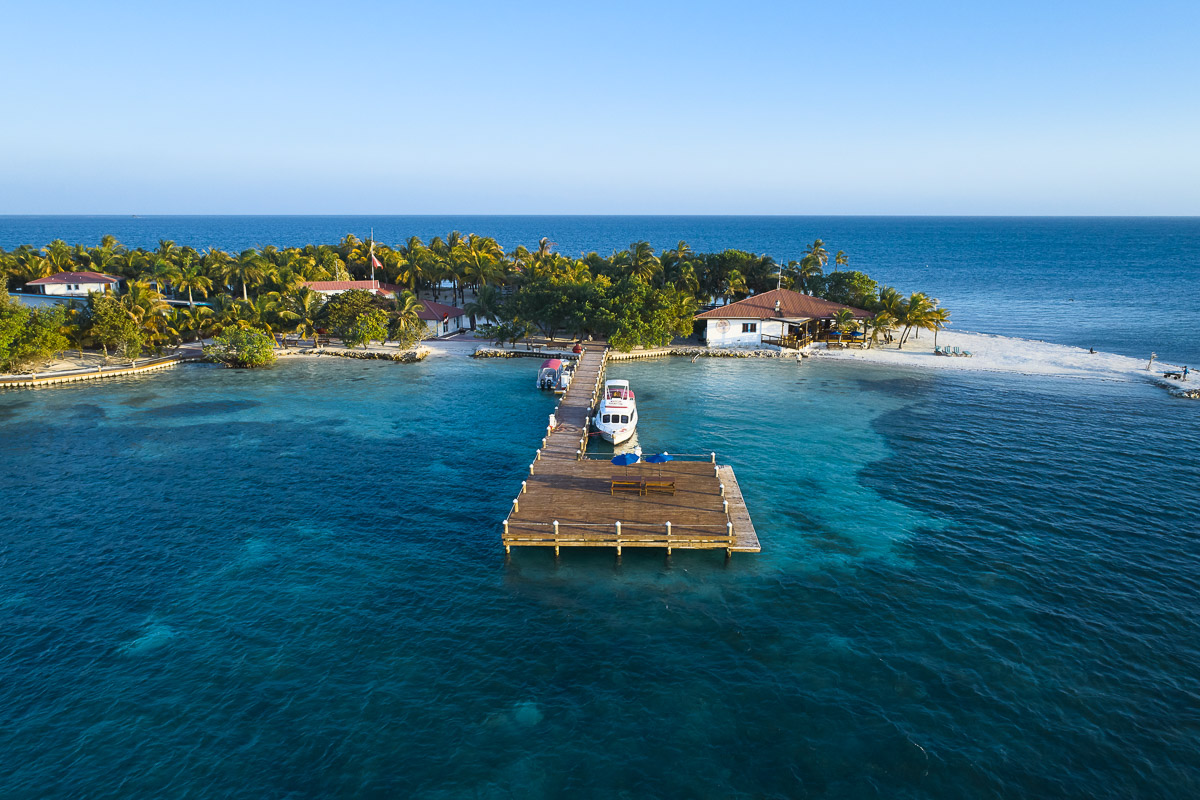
[424,315,468,337]
[42,282,112,296]
[703,318,786,347]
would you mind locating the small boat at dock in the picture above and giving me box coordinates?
[536,358,574,392]
[595,379,638,444]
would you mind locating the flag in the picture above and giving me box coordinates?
[370,253,382,270]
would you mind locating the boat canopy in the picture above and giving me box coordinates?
[540,359,563,370]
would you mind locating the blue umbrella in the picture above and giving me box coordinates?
[611,453,640,467]
[644,452,671,476]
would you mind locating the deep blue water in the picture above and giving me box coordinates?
[2,355,1199,798]
[3,215,1199,364]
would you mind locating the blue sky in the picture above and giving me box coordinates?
[2,0,1198,214]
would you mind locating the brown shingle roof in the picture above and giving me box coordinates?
[27,271,121,285]
[415,299,465,321]
[694,288,872,321]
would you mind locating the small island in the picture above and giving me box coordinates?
[1,233,951,374]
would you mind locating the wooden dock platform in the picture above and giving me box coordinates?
[502,343,761,556]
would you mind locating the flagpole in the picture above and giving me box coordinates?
[369,228,376,282]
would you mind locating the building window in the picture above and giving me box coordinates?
[742,322,757,333]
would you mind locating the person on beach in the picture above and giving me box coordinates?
[1147,352,1157,370]
[1089,347,1095,354]
[1184,366,1190,381]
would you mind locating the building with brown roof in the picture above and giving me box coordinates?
[26,271,123,297]
[694,288,872,348]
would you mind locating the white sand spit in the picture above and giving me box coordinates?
[809,329,1191,392]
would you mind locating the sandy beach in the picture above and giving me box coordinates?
[809,329,1191,393]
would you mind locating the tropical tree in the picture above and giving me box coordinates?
[865,312,895,349]
[204,328,277,368]
[235,291,296,344]
[225,249,269,301]
[463,284,503,329]
[897,292,936,349]
[832,308,858,345]
[930,305,952,349]
[389,291,427,347]
[614,241,661,283]
[174,258,213,308]
[286,287,326,348]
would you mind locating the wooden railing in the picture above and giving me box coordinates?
[761,333,811,350]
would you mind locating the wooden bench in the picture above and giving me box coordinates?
[644,480,676,496]
[611,477,644,496]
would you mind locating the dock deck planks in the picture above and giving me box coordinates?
[503,343,761,555]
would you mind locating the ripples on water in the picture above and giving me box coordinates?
[1,357,1198,798]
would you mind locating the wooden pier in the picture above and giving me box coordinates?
[503,343,760,556]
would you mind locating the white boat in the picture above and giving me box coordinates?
[536,359,564,390]
[595,379,638,444]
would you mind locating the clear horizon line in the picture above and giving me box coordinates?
[2,213,1199,219]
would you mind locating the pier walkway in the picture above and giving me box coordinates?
[503,343,760,556]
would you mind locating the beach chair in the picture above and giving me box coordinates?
[962,349,972,357]
[934,345,945,356]
[952,347,962,356]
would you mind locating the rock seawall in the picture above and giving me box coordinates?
[297,346,429,363]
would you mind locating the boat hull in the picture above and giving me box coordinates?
[596,410,638,445]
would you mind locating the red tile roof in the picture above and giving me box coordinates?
[416,299,465,321]
[27,271,121,285]
[694,288,872,321]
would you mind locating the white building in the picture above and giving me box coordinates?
[415,299,469,337]
[26,271,122,297]
[694,288,872,348]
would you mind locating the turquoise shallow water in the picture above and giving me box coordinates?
[2,356,1198,798]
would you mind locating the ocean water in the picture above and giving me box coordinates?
[2,355,1199,798]
[2,216,1199,364]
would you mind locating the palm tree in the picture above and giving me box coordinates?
[721,269,747,303]
[203,248,232,288]
[390,291,426,346]
[865,312,895,349]
[175,306,215,342]
[834,250,848,269]
[616,241,661,283]
[174,258,213,308]
[464,284,503,329]
[286,287,325,348]
[225,249,268,301]
[930,305,951,349]
[145,257,179,296]
[832,308,857,345]
[235,291,296,344]
[156,239,181,265]
[897,292,935,349]
[43,240,74,273]
[802,239,829,271]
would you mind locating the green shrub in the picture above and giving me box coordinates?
[203,328,276,368]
